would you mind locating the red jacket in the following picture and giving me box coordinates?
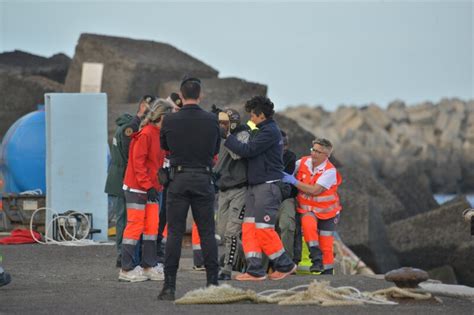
[123,124,165,192]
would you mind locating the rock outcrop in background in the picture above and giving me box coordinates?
[282,100,474,194]
[0,50,68,136]
[64,34,219,105]
[1,33,472,286]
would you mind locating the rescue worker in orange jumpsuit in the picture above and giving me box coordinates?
[282,138,342,275]
[119,99,174,282]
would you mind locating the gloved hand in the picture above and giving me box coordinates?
[282,172,297,185]
[147,187,159,202]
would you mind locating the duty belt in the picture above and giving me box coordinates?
[173,165,211,174]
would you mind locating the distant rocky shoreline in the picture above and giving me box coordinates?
[281,99,474,194]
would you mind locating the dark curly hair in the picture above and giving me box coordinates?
[244,96,275,119]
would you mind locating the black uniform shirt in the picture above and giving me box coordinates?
[160,104,220,168]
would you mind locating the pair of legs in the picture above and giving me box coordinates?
[300,211,340,273]
[215,186,246,279]
[159,171,218,300]
[240,183,295,280]
[120,190,161,281]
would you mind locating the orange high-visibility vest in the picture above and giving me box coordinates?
[295,156,342,219]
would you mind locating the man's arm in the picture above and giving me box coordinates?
[284,168,336,196]
[214,122,221,156]
[228,130,250,160]
[224,127,276,158]
[160,116,169,151]
[132,133,154,190]
[120,116,141,163]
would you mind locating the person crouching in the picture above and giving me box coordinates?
[119,99,174,282]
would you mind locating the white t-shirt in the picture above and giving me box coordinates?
[294,158,337,190]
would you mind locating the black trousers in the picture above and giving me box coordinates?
[164,171,218,277]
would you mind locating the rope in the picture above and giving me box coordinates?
[29,207,114,246]
[175,280,433,306]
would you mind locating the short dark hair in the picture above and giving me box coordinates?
[245,96,275,118]
[180,76,201,100]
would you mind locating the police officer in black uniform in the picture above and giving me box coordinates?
[105,95,155,267]
[157,76,220,301]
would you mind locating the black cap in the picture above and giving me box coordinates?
[180,75,201,88]
[169,92,183,108]
[141,95,156,105]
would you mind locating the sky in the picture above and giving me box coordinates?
[0,0,472,110]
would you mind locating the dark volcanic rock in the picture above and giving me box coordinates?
[64,33,218,104]
[0,73,63,137]
[337,165,402,273]
[387,196,471,271]
[0,50,71,83]
[383,164,439,220]
[450,242,474,286]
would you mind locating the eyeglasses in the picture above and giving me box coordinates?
[310,148,327,155]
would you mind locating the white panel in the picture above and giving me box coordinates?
[80,62,104,93]
[45,93,108,241]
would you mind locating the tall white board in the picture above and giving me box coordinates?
[45,93,108,241]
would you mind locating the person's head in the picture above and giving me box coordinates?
[140,98,174,129]
[167,92,183,112]
[224,108,241,133]
[310,137,333,166]
[281,130,289,151]
[137,95,156,118]
[179,75,201,103]
[218,111,230,134]
[244,96,275,125]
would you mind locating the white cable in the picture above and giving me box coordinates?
[29,207,114,246]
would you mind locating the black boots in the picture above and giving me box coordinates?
[157,274,176,301]
[206,270,219,287]
[309,246,323,273]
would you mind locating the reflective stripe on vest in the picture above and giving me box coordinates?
[299,203,339,214]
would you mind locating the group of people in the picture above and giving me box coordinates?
[105,75,343,301]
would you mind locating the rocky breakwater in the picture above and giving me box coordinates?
[282,100,474,285]
[282,99,474,193]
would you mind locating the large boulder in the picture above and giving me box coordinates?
[64,33,218,104]
[0,50,71,83]
[383,164,439,219]
[387,196,472,270]
[337,165,402,273]
[451,242,474,286]
[0,73,63,137]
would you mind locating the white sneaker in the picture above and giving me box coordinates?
[143,264,164,281]
[119,266,148,282]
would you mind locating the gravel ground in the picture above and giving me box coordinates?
[0,244,472,314]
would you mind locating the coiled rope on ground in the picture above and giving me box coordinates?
[174,280,433,306]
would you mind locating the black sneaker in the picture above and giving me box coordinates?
[0,272,11,287]
[309,262,323,274]
[218,272,232,281]
[321,268,334,275]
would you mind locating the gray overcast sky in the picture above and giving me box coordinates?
[0,0,472,110]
